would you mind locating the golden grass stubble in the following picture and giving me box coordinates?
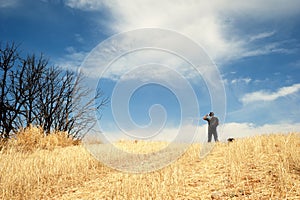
[0,126,105,199]
[223,133,300,199]
[0,131,299,199]
[0,145,107,199]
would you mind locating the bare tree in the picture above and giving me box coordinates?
[0,42,108,139]
[38,68,108,139]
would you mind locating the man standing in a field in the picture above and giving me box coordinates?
[203,112,219,142]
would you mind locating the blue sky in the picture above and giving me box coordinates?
[1,0,300,141]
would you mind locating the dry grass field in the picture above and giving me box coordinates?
[0,127,299,199]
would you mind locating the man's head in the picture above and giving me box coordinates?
[209,112,214,117]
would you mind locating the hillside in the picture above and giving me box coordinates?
[0,132,299,199]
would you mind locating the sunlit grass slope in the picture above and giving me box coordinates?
[0,128,299,199]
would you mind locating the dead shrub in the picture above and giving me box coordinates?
[8,125,80,152]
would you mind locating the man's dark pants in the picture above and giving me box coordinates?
[208,129,218,142]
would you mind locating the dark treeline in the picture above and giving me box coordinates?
[0,42,108,139]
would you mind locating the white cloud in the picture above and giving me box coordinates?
[93,122,300,143]
[101,123,204,143]
[241,83,300,104]
[59,0,300,87]
[221,122,300,139]
[65,0,300,63]
[100,0,239,62]
[75,27,225,97]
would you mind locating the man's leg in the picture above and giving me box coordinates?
[208,132,212,142]
[213,131,219,142]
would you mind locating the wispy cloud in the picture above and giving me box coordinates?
[65,0,105,11]
[231,77,252,84]
[240,83,300,104]
[56,47,88,71]
[64,0,300,65]
[249,31,276,42]
[241,41,296,57]
[289,59,300,68]
[74,33,84,43]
